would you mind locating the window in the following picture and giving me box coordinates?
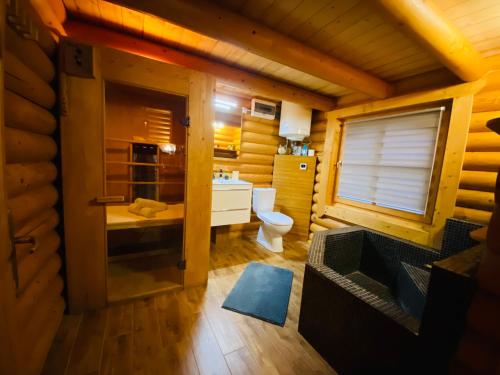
[335,107,445,218]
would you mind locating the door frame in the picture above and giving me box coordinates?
[61,44,214,313]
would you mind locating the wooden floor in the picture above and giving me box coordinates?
[42,234,337,375]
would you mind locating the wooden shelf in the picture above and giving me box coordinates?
[106,160,162,167]
[108,247,178,263]
[106,180,184,185]
[105,137,160,145]
[106,203,184,230]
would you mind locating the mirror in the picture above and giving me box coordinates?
[213,90,249,159]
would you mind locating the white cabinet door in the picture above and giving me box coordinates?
[212,189,252,211]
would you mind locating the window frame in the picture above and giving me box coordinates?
[331,102,452,224]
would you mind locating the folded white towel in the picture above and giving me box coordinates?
[134,198,167,212]
[128,203,156,218]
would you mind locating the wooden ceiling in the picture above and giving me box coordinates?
[61,0,500,100]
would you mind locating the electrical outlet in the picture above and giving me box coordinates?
[300,163,307,170]
[62,41,94,78]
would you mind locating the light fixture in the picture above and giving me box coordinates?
[159,143,176,154]
[212,121,225,129]
[214,98,237,110]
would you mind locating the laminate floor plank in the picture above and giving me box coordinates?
[66,309,108,375]
[43,234,337,375]
[41,314,82,375]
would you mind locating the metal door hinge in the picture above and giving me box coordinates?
[181,117,190,128]
[177,259,187,270]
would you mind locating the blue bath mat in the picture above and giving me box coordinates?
[222,262,293,326]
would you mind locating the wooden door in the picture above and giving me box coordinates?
[61,44,214,312]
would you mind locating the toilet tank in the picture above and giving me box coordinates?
[252,188,276,213]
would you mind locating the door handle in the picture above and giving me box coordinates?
[93,196,125,204]
[14,236,38,253]
[7,210,40,290]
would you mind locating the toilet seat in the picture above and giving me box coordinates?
[257,212,293,226]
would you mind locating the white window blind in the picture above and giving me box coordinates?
[337,107,444,215]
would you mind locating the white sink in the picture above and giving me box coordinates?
[212,178,252,185]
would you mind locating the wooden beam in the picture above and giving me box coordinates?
[377,0,487,81]
[110,0,393,99]
[337,67,461,107]
[64,21,336,111]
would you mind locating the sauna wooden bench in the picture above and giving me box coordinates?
[106,203,184,230]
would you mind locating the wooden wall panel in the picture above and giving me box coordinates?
[454,85,500,225]
[103,82,187,203]
[272,155,317,239]
[3,23,64,375]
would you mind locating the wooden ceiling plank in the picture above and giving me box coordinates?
[110,0,393,98]
[377,0,488,81]
[274,0,332,35]
[241,0,274,19]
[289,0,359,42]
[331,23,394,56]
[64,21,336,111]
[324,15,385,53]
[306,1,372,50]
[260,0,302,28]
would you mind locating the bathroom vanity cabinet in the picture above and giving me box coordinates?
[211,179,253,226]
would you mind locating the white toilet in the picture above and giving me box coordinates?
[252,188,293,253]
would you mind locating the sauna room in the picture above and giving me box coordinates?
[1,0,500,375]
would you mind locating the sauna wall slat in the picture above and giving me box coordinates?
[4,20,63,375]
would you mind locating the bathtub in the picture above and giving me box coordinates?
[298,219,481,374]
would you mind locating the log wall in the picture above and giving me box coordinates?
[212,114,282,236]
[4,24,64,375]
[453,84,500,224]
[307,111,350,242]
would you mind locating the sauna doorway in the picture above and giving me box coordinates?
[104,82,187,302]
[60,46,214,313]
